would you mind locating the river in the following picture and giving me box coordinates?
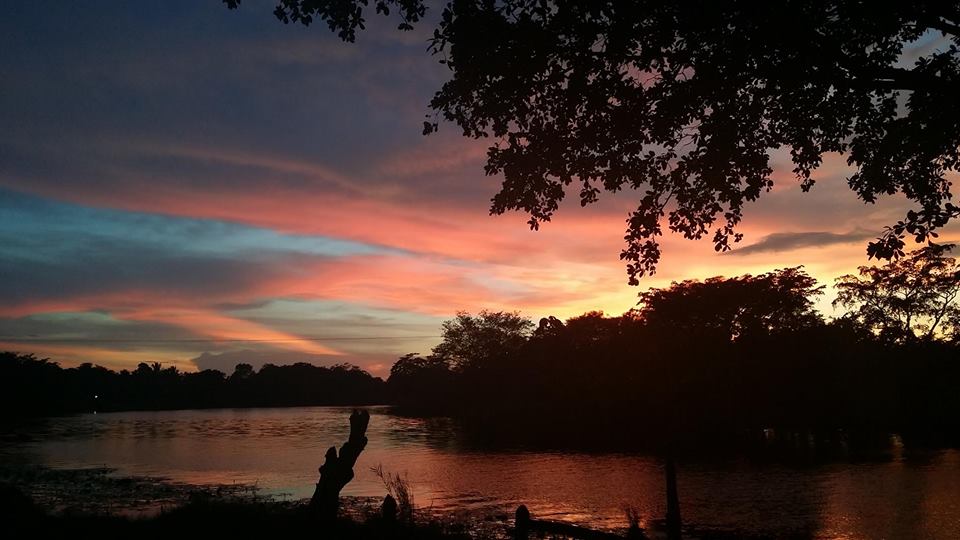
[3,406,960,538]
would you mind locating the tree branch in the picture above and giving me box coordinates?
[922,16,960,37]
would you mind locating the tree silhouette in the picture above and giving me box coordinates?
[230,362,255,381]
[0,353,386,416]
[432,310,533,371]
[224,0,427,40]
[834,244,960,343]
[637,267,825,342]
[387,352,455,412]
[227,0,960,281]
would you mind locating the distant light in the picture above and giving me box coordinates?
[94,394,99,399]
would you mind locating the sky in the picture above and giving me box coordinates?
[1,1,951,376]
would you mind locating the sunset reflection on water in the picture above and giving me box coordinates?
[5,406,960,538]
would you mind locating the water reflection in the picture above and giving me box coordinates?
[3,406,960,538]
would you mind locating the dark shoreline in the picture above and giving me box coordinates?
[0,464,781,540]
[4,407,958,539]
[1,402,392,422]
[0,464,506,539]
[2,402,392,422]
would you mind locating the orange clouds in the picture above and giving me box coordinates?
[7,2,942,377]
[120,309,343,357]
[4,128,929,376]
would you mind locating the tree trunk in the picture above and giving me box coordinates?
[310,409,370,520]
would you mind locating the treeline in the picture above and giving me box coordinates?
[6,247,960,442]
[388,312,960,443]
[387,254,960,445]
[0,355,386,417]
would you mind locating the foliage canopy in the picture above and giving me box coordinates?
[227,0,960,282]
[432,309,533,370]
[637,267,824,342]
[834,244,960,342]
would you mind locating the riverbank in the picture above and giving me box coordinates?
[0,465,266,517]
[0,487,477,539]
[6,406,958,538]
[0,465,508,538]
[0,465,780,539]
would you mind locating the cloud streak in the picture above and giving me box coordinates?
[0,2,922,373]
[729,230,877,256]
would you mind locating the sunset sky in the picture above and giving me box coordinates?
[1,1,950,375]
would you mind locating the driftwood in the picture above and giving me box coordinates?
[310,409,370,519]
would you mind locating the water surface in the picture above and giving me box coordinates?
[4,406,960,538]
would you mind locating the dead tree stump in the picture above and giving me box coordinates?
[310,409,370,520]
[514,505,530,540]
[381,494,398,522]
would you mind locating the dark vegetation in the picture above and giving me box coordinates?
[390,308,960,445]
[0,415,486,540]
[4,248,960,445]
[8,2,960,537]
[5,250,959,538]
[0,356,385,417]
[0,485,750,540]
[0,486,473,540]
[388,250,960,446]
[227,0,960,280]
